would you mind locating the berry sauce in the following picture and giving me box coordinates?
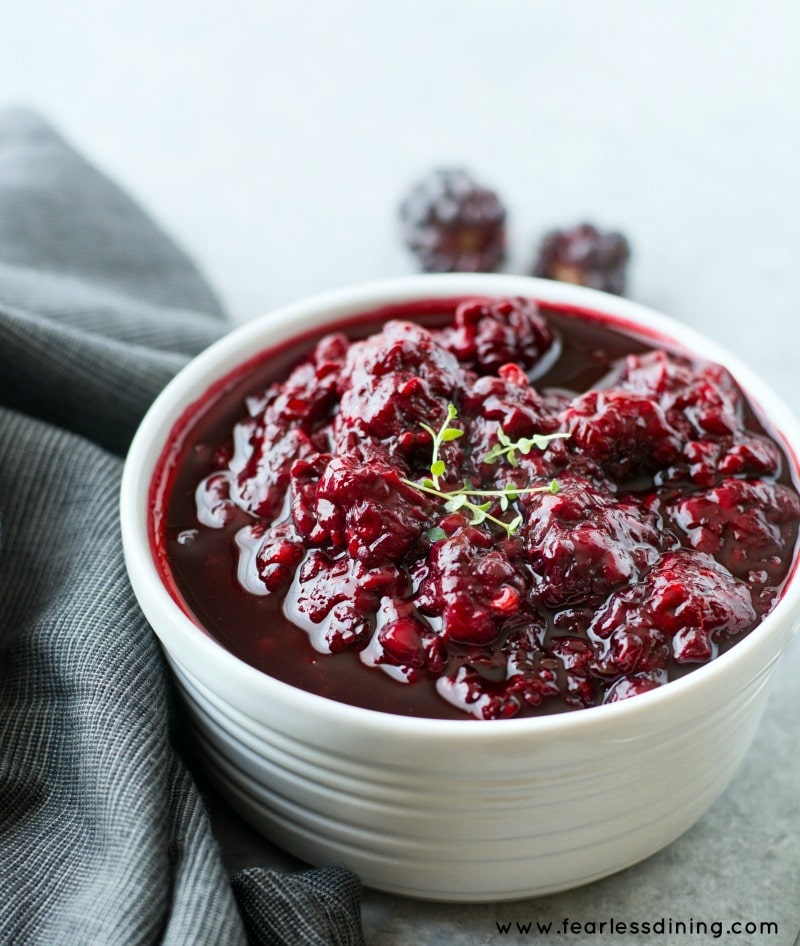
[152,297,800,720]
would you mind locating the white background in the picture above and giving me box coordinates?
[2,0,799,403]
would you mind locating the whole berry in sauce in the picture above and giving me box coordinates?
[441,296,555,375]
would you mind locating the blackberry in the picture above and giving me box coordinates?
[524,473,664,608]
[559,388,683,479]
[532,222,630,295]
[588,550,756,675]
[445,296,555,374]
[414,529,526,646]
[400,168,506,273]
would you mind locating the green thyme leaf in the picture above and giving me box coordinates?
[426,526,447,542]
[482,430,570,466]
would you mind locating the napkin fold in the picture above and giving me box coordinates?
[0,108,365,946]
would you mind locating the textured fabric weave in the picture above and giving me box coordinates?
[232,868,366,946]
[0,109,365,946]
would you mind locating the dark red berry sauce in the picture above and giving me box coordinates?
[152,297,800,720]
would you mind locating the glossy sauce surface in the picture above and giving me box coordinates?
[153,298,800,719]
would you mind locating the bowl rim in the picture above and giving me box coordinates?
[120,273,800,740]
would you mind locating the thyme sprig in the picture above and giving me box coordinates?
[419,402,464,487]
[483,427,571,466]
[407,476,561,539]
[402,404,566,539]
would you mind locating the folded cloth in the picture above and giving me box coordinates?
[0,109,365,946]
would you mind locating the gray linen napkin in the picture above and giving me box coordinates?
[0,108,365,946]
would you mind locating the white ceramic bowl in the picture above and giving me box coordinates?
[120,274,800,902]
